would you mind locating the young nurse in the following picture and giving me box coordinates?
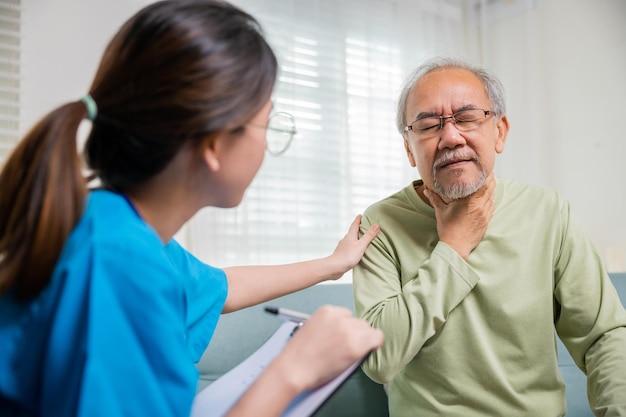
[0,1,383,416]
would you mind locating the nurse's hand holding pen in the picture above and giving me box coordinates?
[225,305,384,417]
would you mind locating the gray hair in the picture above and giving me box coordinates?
[396,56,506,134]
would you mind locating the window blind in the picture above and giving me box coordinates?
[0,0,20,166]
[183,0,467,278]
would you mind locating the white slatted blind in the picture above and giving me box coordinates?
[0,0,20,165]
[182,0,467,275]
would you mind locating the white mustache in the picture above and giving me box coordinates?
[433,151,478,170]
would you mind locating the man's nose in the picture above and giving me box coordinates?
[438,117,466,149]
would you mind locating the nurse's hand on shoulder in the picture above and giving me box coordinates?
[327,215,380,280]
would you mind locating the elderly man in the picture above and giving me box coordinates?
[353,56,626,417]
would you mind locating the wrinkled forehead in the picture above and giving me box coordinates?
[407,67,490,117]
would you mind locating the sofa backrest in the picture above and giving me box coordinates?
[611,272,626,300]
[196,273,626,417]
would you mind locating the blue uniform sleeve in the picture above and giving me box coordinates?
[164,239,228,362]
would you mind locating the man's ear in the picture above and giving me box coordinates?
[495,115,510,154]
[404,136,417,167]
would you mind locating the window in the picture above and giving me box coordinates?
[0,0,20,165]
[182,0,467,280]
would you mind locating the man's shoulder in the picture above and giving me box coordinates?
[499,177,562,197]
[362,182,425,224]
[498,177,567,210]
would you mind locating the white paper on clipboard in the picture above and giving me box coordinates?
[190,321,363,417]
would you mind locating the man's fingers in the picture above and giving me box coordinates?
[424,189,446,209]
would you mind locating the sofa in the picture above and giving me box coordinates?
[196,273,626,416]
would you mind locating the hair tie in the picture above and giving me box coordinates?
[81,94,98,121]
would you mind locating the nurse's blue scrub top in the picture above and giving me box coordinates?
[0,190,228,416]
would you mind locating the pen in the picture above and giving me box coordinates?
[264,306,310,324]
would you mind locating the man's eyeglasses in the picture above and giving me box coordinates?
[404,109,495,139]
[247,112,297,156]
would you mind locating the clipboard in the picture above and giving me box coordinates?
[190,321,365,417]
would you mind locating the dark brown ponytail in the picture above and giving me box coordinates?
[0,101,88,299]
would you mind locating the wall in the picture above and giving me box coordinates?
[19,0,626,271]
[480,0,626,271]
[20,0,146,127]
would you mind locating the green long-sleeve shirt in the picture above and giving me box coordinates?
[353,178,626,417]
